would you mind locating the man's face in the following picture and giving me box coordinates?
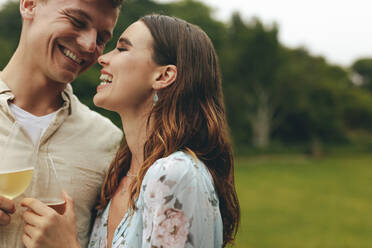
[24,0,119,84]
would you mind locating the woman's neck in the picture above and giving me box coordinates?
[120,108,152,174]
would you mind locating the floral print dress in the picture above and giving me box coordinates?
[88,151,223,248]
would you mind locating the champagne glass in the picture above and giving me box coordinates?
[0,122,38,200]
[35,154,66,215]
[0,122,40,247]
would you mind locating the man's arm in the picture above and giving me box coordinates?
[0,196,15,225]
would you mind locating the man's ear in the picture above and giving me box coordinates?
[20,0,37,20]
[153,65,177,90]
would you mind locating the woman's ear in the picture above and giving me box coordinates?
[153,65,177,90]
[20,0,37,20]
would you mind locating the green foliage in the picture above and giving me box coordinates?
[0,1,21,45]
[0,1,21,68]
[222,13,282,146]
[1,0,372,150]
[165,0,227,51]
[352,58,372,90]
[0,38,14,68]
[273,48,352,143]
[342,87,372,131]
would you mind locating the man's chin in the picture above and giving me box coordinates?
[55,69,81,83]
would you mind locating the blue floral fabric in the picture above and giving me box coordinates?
[88,151,223,248]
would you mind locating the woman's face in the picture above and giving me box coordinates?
[93,21,158,113]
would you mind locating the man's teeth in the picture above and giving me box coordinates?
[63,48,83,64]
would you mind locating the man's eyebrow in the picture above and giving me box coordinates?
[65,8,113,41]
[118,37,133,47]
[65,8,92,22]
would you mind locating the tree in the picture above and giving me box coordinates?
[351,58,372,91]
[0,1,22,68]
[273,48,353,155]
[223,13,282,148]
[2,0,372,152]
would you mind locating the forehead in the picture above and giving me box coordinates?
[119,21,154,49]
[44,0,119,31]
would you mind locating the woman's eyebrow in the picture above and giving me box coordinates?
[118,37,133,47]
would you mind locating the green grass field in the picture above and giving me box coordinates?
[234,154,372,248]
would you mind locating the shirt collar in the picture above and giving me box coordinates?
[0,76,73,115]
[0,78,12,95]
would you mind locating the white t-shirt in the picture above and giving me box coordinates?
[9,103,57,144]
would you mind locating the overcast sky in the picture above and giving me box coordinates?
[1,0,370,66]
[158,0,372,67]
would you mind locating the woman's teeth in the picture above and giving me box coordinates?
[99,74,113,85]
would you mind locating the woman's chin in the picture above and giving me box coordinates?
[93,94,106,109]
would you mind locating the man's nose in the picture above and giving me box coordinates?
[77,29,97,53]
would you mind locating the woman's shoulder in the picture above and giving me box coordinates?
[143,151,203,185]
[149,151,201,173]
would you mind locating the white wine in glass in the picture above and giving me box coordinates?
[0,167,34,200]
[0,122,38,200]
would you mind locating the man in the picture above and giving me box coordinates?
[0,0,123,247]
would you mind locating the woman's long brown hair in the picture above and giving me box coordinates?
[97,14,240,246]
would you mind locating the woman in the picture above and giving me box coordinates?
[21,14,240,248]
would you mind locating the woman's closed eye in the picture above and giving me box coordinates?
[117,47,128,52]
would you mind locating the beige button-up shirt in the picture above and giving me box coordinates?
[0,79,122,247]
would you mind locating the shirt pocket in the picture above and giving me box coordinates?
[70,163,105,207]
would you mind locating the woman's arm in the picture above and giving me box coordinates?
[20,191,80,248]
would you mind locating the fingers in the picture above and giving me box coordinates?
[62,190,73,206]
[23,209,43,228]
[22,223,43,248]
[0,195,15,214]
[0,210,11,225]
[62,190,75,218]
[23,223,38,240]
[22,232,33,248]
[21,198,51,217]
[0,196,15,225]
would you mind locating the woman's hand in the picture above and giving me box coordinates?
[20,191,80,248]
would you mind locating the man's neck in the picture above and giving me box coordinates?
[0,50,66,116]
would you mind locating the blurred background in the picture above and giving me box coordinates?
[1,0,372,247]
